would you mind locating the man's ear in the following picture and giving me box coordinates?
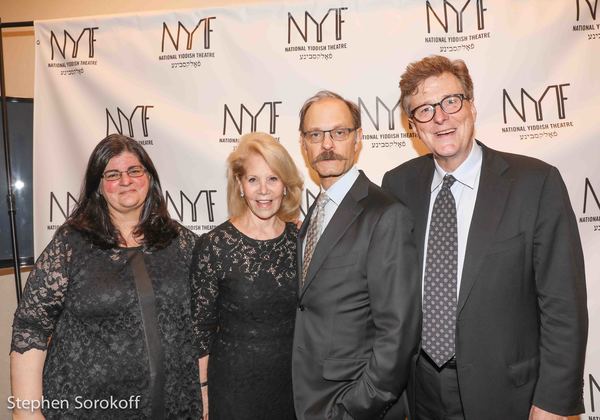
[355,128,363,145]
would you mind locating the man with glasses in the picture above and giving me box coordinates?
[382,55,587,420]
[292,90,420,420]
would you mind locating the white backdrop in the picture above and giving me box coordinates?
[32,0,599,415]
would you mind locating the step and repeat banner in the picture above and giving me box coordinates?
[32,0,598,415]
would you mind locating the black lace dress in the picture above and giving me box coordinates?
[191,221,297,420]
[11,225,202,419]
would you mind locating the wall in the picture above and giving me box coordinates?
[1,0,269,98]
[0,2,263,418]
[0,270,19,420]
[2,1,597,420]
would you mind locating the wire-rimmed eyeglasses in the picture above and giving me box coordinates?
[102,166,147,181]
[302,127,357,144]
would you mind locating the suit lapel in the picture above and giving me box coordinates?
[413,159,435,272]
[299,173,368,300]
[457,144,511,314]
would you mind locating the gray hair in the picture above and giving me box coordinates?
[298,90,361,132]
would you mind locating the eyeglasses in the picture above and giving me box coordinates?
[302,128,356,144]
[410,94,468,123]
[102,166,146,181]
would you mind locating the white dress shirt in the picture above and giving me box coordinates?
[423,142,483,298]
[303,166,360,257]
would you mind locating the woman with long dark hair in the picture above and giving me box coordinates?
[10,134,201,419]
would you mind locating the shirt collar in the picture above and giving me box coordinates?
[322,166,360,206]
[431,141,482,192]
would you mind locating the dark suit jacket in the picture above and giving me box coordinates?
[292,171,421,420]
[381,142,588,419]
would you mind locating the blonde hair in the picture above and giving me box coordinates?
[227,132,303,222]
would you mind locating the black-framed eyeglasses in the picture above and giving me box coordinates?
[302,127,357,144]
[102,166,146,181]
[410,94,469,123]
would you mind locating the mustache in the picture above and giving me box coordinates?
[313,150,346,163]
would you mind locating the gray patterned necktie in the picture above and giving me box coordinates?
[301,192,329,286]
[422,175,458,367]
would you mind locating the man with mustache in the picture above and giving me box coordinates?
[382,55,587,419]
[292,90,420,420]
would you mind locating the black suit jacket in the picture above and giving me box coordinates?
[292,171,421,420]
[381,142,588,419]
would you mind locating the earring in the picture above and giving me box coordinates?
[240,190,244,198]
[283,187,287,196]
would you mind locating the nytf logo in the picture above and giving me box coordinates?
[583,178,600,215]
[502,83,570,124]
[161,17,216,52]
[588,373,600,413]
[579,178,600,230]
[222,101,282,135]
[165,189,217,224]
[287,7,347,43]
[50,27,99,60]
[358,96,402,132]
[576,0,598,21]
[300,187,320,218]
[425,0,486,33]
[106,105,154,141]
[49,191,79,226]
[358,96,414,148]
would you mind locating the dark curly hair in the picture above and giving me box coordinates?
[66,133,178,249]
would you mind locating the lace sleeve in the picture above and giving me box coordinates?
[11,228,73,354]
[190,232,220,358]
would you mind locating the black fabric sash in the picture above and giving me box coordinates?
[129,249,165,419]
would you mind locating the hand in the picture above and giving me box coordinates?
[201,385,209,420]
[528,405,567,420]
[293,218,303,229]
[12,411,46,420]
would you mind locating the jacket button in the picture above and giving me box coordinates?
[298,304,305,311]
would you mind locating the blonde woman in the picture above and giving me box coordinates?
[191,132,303,420]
